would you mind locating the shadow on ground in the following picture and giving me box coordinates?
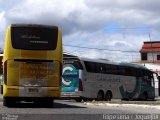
[4,101,86,109]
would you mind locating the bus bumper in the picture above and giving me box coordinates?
[61,91,82,98]
[3,85,61,98]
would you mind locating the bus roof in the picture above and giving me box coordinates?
[119,62,149,70]
[79,57,120,65]
[78,57,150,71]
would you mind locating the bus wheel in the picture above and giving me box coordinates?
[82,98,87,102]
[142,92,148,101]
[44,98,53,107]
[96,91,104,101]
[36,98,53,107]
[3,97,15,107]
[75,98,82,102]
[105,91,112,101]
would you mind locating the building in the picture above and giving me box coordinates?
[139,41,160,75]
[138,41,160,96]
[140,41,160,63]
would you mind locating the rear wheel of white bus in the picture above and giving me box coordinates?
[96,90,104,101]
[105,91,112,101]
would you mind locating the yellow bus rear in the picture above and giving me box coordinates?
[3,24,63,106]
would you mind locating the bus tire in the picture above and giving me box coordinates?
[121,98,129,101]
[96,90,104,101]
[35,98,53,107]
[142,92,148,100]
[75,98,82,102]
[43,98,53,107]
[82,98,87,102]
[105,91,112,101]
[3,97,15,107]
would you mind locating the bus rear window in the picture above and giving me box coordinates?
[11,25,58,50]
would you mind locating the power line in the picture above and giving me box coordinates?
[64,44,139,53]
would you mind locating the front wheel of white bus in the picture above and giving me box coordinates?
[75,98,82,102]
[141,92,148,101]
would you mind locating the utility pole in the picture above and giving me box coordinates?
[148,32,154,63]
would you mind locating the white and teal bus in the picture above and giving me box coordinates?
[62,57,156,101]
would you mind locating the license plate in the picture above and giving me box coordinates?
[64,93,73,96]
[28,88,39,93]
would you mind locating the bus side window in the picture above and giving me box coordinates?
[84,61,96,73]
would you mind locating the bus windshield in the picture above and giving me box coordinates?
[64,60,83,70]
[11,25,58,50]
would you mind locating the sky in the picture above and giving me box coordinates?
[0,0,160,62]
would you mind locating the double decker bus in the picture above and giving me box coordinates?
[2,24,63,106]
[62,57,156,101]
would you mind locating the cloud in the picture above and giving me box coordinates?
[63,30,144,62]
[4,0,160,34]
[5,0,88,36]
[0,11,6,30]
[0,11,7,48]
[0,0,160,62]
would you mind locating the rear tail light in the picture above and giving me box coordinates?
[4,60,7,85]
[78,79,83,91]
